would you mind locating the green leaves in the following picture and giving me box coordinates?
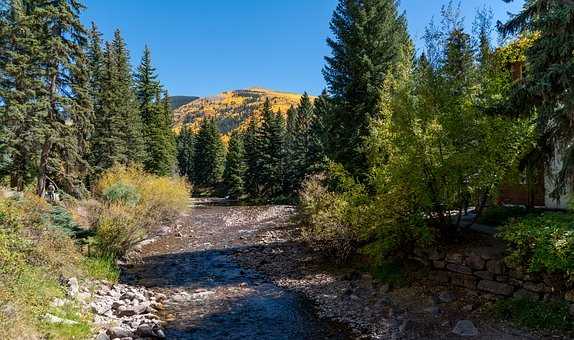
[500,212,574,278]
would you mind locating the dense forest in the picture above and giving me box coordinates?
[0,0,176,197]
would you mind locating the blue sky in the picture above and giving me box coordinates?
[81,1,525,97]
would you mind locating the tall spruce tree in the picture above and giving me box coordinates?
[500,0,574,195]
[307,90,332,172]
[86,22,107,176]
[110,30,146,165]
[91,41,129,171]
[135,46,175,175]
[223,131,246,198]
[193,118,225,187]
[30,0,94,197]
[0,0,46,190]
[256,99,285,198]
[176,126,195,181]
[323,0,411,176]
[243,116,260,196]
[284,93,314,193]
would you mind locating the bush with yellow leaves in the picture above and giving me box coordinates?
[93,165,191,257]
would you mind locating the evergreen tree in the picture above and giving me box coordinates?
[135,46,159,124]
[307,90,332,172]
[223,131,246,198]
[28,0,93,197]
[256,99,285,198]
[91,41,129,171]
[284,93,314,193]
[135,46,175,175]
[176,126,195,181]
[161,90,177,173]
[500,0,574,195]
[193,118,225,187]
[243,116,260,196]
[110,30,146,165]
[86,22,107,176]
[0,0,46,190]
[323,0,411,176]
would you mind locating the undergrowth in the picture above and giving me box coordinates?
[494,298,573,332]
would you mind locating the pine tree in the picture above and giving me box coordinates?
[307,90,331,173]
[28,0,94,197]
[161,90,177,174]
[92,41,129,171]
[135,46,159,124]
[323,0,411,176]
[0,0,46,190]
[500,0,574,194]
[135,46,175,175]
[256,98,285,198]
[243,116,260,196]
[86,22,108,176]
[284,93,314,193]
[193,118,225,187]
[223,131,246,198]
[110,30,146,165]
[176,126,195,181]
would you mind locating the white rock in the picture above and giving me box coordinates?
[452,320,479,337]
[67,277,80,297]
[44,313,79,325]
[51,298,68,307]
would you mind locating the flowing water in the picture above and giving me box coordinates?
[122,199,351,340]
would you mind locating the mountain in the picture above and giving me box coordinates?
[169,96,199,110]
[173,88,313,135]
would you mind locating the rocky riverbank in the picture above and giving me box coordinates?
[52,277,167,340]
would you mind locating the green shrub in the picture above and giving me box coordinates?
[102,182,140,206]
[49,206,92,240]
[499,212,574,277]
[299,173,361,262]
[0,195,93,339]
[494,298,573,331]
[93,203,147,257]
[299,164,433,264]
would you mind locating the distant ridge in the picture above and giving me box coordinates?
[173,88,314,135]
[169,96,199,110]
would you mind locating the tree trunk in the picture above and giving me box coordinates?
[36,138,53,197]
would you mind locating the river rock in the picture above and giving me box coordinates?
[107,326,133,338]
[452,320,478,337]
[67,277,80,297]
[117,303,149,317]
[44,313,79,325]
[95,331,111,340]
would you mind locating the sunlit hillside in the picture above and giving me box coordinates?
[173,87,314,135]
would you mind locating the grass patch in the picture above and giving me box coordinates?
[494,298,573,331]
[82,255,119,282]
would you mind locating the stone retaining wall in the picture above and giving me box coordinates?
[412,247,574,305]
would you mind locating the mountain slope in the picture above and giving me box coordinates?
[173,88,313,135]
[169,96,199,110]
